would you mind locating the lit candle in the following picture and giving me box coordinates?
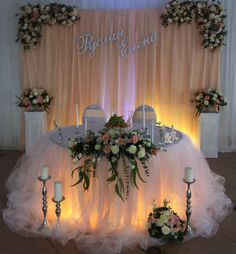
[84,117,88,133]
[142,105,145,129]
[184,167,194,183]
[151,120,155,143]
[40,166,48,180]
[54,181,63,202]
[76,104,79,128]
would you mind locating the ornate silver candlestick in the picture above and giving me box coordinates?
[52,197,65,229]
[183,178,196,236]
[38,176,51,230]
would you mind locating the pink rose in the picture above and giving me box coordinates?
[37,95,43,104]
[204,96,210,100]
[130,135,139,144]
[103,145,111,154]
[102,134,110,142]
[23,98,30,107]
[117,138,125,145]
[152,148,159,156]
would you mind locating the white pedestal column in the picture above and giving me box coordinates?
[199,113,219,158]
[24,112,48,154]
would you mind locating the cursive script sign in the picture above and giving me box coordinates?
[75,29,158,58]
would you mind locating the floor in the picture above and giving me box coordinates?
[0,150,235,254]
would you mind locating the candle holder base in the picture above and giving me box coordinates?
[52,197,65,229]
[38,175,51,231]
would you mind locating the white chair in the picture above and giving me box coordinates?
[133,105,157,132]
[82,104,106,132]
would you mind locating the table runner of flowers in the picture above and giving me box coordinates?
[68,116,159,201]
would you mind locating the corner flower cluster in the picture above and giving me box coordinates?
[147,199,185,241]
[16,3,80,49]
[16,87,53,112]
[69,126,160,201]
[191,88,227,116]
[160,0,226,50]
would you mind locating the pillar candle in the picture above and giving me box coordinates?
[40,166,48,180]
[76,104,79,128]
[84,117,88,133]
[142,105,145,129]
[151,120,155,143]
[54,181,63,202]
[184,167,194,183]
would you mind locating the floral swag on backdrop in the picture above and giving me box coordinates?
[17,1,226,51]
[191,88,227,116]
[16,3,80,49]
[68,115,160,201]
[160,0,226,50]
[16,87,53,112]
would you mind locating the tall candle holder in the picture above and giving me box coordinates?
[183,178,196,236]
[52,197,65,229]
[38,176,51,230]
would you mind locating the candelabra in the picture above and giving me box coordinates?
[38,176,51,230]
[52,197,65,229]
[183,178,196,236]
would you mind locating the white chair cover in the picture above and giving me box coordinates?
[82,104,106,132]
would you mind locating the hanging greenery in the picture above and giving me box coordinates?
[16,3,80,49]
[160,0,227,50]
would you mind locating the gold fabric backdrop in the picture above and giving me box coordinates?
[22,9,220,145]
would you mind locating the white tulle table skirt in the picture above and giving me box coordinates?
[3,132,232,253]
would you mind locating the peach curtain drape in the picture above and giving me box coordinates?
[22,9,220,145]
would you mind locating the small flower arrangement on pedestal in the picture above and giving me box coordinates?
[191,89,227,116]
[147,199,185,241]
[16,87,53,112]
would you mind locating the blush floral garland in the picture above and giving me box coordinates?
[160,0,226,50]
[16,3,80,49]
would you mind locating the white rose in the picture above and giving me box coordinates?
[111,145,119,155]
[212,97,216,101]
[128,145,137,154]
[161,225,170,235]
[78,153,82,159]
[138,148,145,158]
[95,144,101,150]
[111,156,117,163]
[73,157,78,163]
[155,219,164,227]
[32,99,37,104]
[33,90,39,96]
[204,100,209,106]
[46,95,49,102]
[167,18,173,23]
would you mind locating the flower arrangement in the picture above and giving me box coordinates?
[68,117,160,201]
[105,114,129,128]
[147,199,185,241]
[16,87,53,112]
[191,88,227,116]
[160,0,226,50]
[16,3,80,49]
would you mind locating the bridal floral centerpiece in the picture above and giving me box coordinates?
[16,87,53,112]
[191,88,227,116]
[147,199,185,241]
[68,115,159,200]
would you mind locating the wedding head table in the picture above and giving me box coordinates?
[3,123,232,254]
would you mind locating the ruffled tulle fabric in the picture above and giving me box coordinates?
[3,131,232,254]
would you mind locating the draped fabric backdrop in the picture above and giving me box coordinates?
[22,9,220,147]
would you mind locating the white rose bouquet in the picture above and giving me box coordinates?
[68,116,160,201]
[147,199,185,241]
[16,87,53,112]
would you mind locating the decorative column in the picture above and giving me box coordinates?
[24,112,48,153]
[199,113,220,158]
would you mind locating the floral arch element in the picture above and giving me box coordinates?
[160,0,226,50]
[16,3,80,49]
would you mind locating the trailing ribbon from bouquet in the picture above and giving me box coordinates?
[68,115,160,201]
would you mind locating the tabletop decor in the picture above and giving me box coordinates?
[68,116,159,201]
[16,3,80,49]
[147,199,185,241]
[190,88,227,116]
[160,0,226,50]
[16,87,53,112]
[104,114,129,128]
